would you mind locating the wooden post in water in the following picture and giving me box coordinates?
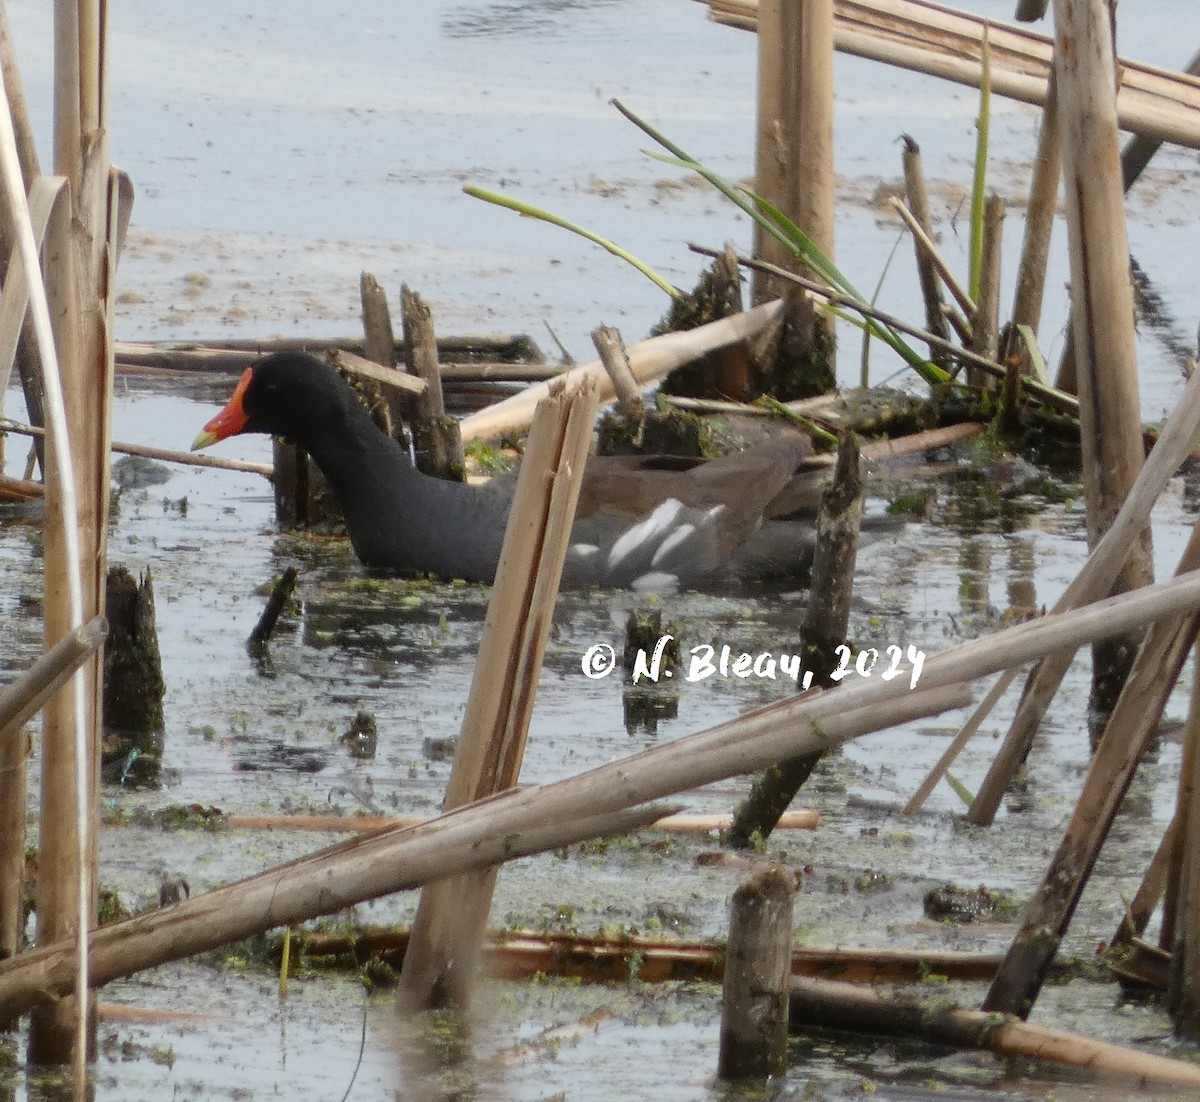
[751,0,836,393]
[1046,0,1150,746]
[719,867,795,1079]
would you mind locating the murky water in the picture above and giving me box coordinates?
[4,0,1200,1098]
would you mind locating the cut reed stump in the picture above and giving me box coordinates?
[967,194,1004,391]
[402,284,465,481]
[900,135,952,374]
[102,567,164,740]
[359,272,407,440]
[719,867,795,1079]
[726,432,862,848]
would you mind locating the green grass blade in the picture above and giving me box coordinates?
[615,99,953,387]
[1014,323,1049,385]
[945,771,976,809]
[463,183,683,300]
[969,23,992,303]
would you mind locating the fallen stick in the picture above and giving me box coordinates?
[0,472,41,501]
[0,417,273,480]
[222,809,820,834]
[0,684,962,1020]
[701,0,1200,150]
[281,927,1011,987]
[0,617,107,742]
[11,568,1200,1015]
[457,299,783,443]
[789,974,1200,1087]
[908,358,1200,818]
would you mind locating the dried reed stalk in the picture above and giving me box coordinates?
[1166,642,1200,1035]
[2,416,275,479]
[457,299,783,443]
[701,0,1200,149]
[1008,67,1060,353]
[0,615,107,1001]
[222,809,821,834]
[907,361,1200,818]
[900,135,951,370]
[399,379,600,1011]
[982,523,1200,1018]
[0,684,964,1021]
[14,570,1200,1016]
[790,974,1200,1087]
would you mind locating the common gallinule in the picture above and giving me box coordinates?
[191,351,824,589]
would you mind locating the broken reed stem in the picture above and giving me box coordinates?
[398,379,600,1012]
[246,567,298,651]
[0,40,99,1067]
[982,524,1200,1018]
[1108,814,1180,949]
[325,347,426,397]
[0,615,107,997]
[889,197,976,317]
[300,927,1008,985]
[0,2,39,183]
[789,974,1200,1088]
[0,616,108,743]
[906,361,1200,819]
[1,417,275,480]
[1052,0,1151,750]
[456,299,783,443]
[221,809,822,835]
[1162,649,1200,954]
[1166,638,1200,1034]
[401,285,466,479]
[900,134,952,370]
[16,570,1200,1020]
[1008,66,1060,356]
[591,325,643,421]
[359,271,407,437]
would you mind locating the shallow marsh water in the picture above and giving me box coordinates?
[3,0,1200,1098]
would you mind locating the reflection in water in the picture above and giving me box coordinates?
[442,0,620,39]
